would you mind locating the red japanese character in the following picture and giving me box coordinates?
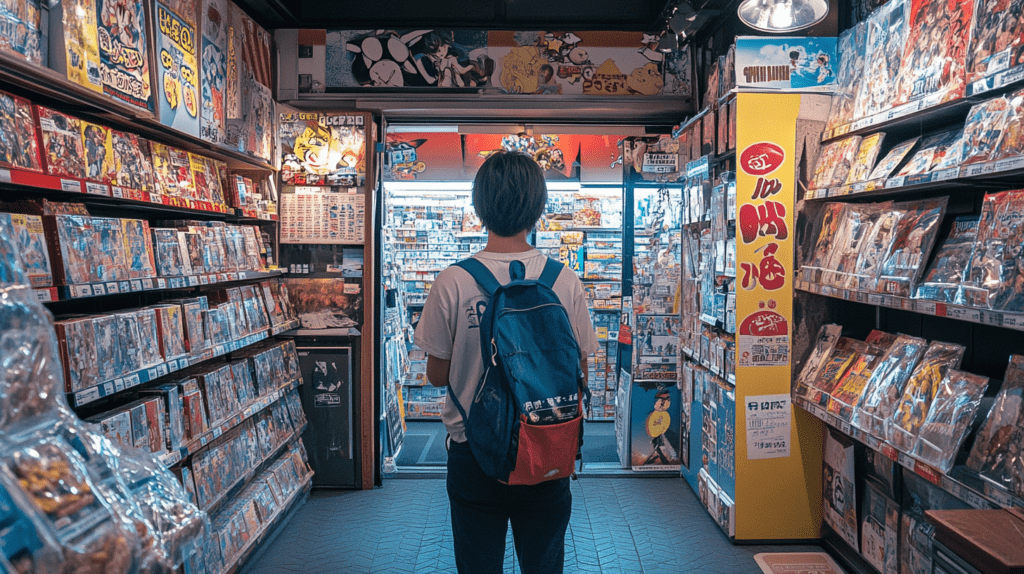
[739,243,786,291]
[739,200,788,244]
[751,177,783,200]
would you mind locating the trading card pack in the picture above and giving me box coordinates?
[887,340,965,452]
[0,91,42,172]
[895,130,961,176]
[36,106,87,179]
[967,0,1024,84]
[966,355,1024,491]
[56,316,99,393]
[914,215,979,303]
[875,198,947,296]
[894,0,973,106]
[993,88,1024,160]
[817,136,863,189]
[914,369,988,473]
[852,334,928,437]
[867,136,920,181]
[807,338,866,406]
[845,133,886,184]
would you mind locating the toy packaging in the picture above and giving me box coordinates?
[845,133,886,185]
[55,316,99,392]
[49,0,103,93]
[109,130,155,196]
[151,227,189,276]
[93,217,130,282]
[96,0,152,110]
[794,324,843,397]
[0,90,43,172]
[886,341,965,452]
[823,430,858,550]
[867,136,920,181]
[153,303,187,360]
[824,203,886,287]
[848,206,903,291]
[967,0,1024,85]
[914,216,979,303]
[825,22,867,132]
[894,0,973,107]
[36,106,87,179]
[205,158,228,205]
[965,355,1024,491]
[188,153,213,203]
[135,306,164,369]
[120,218,156,279]
[115,310,143,373]
[827,341,888,420]
[92,313,121,383]
[53,214,96,285]
[855,0,908,119]
[852,334,928,437]
[0,212,52,287]
[875,198,947,297]
[939,96,1011,168]
[913,369,988,473]
[0,0,44,65]
[811,136,863,189]
[155,0,200,136]
[993,88,1024,160]
[895,130,961,176]
[963,190,1024,309]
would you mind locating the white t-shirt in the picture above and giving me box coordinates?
[414,248,600,443]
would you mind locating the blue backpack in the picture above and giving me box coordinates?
[450,257,589,485]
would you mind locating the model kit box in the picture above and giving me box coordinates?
[135,306,164,369]
[823,429,858,550]
[153,303,187,361]
[110,131,156,198]
[139,382,184,452]
[55,316,99,393]
[154,0,200,136]
[0,212,52,287]
[35,106,87,180]
[0,91,43,172]
[120,218,156,279]
[49,0,103,92]
[87,409,133,450]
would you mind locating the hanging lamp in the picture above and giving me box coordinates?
[736,0,829,33]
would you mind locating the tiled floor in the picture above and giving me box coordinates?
[240,477,824,574]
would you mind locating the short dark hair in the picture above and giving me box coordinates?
[472,151,547,237]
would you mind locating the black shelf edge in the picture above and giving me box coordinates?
[46,270,283,305]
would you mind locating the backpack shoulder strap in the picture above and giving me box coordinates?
[539,257,564,289]
[454,258,501,296]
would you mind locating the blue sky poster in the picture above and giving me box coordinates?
[735,36,838,92]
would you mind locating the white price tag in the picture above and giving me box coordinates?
[157,364,169,377]
[868,294,884,306]
[238,272,247,280]
[960,164,986,178]
[33,289,52,302]
[130,280,142,291]
[113,379,125,392]
[105,282,118,294]
[840,421,851,434]
[76,387,101,405]
[103,382,115,396]
[933,167,960,181]
[1004,314,1024,329]
[187,276,199,286]
[142,278,154,289]
[898,452,914,469]
[962,488,987,509]
[887,175,906,188]
[126,373,141,387]
[85,182,108,196]
[156,278,167,289]
[147,368,158,380]
[60,179,83,192]
[199,275,209,285]
[987,485,1014,508]
[900,298,914,311]
[948,307,981,323]
[981,311,1003,326]
[915,301,937,315]
[111,186,124,198]
[993,156,1024,173]
[866,435,880,450]
[0,169,11,183]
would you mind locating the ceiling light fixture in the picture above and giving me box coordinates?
[737,0,829,33]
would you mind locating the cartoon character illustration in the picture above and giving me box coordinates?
[413,31,492,87]
[346,29,428,87]
[535,64,561,94]
[627,62,665,95]
[500,46,545,93]
[289,123,343,176]
[643,389,679,465]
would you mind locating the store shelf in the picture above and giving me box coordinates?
[821,95,975,144]
[796,279,1024,331]
[219,474,313,574]
[68,318,299,407]
[794,395,1006,511]
[803,156,1024,202]
[160,379,302,467]
[680,346,735,384]
[203,424,308,515]
[0,52,275,172]
[47,270,283,302]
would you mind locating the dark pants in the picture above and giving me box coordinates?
[446,440,572,574]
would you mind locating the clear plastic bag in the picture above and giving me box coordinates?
[887,341,966,452]
[851,334,929,437]
[914,370,989,473]
[966,355,1024,489]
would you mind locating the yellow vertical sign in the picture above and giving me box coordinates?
[734,92,821,540]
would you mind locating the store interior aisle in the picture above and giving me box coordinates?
[240,477,823,574]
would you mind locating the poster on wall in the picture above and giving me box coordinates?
[325,29,493,88]
[97,0,152,110]
[383,132,466,181]
[630,381,682,471]
[489,31,666,96]
[280,189,365,244]
[199,0,227,143]
[155,0,200,136]
[463,133,580,178]
[279,112,366,186]
[282,278,362,328]
[744,393,791,460]
[734,36,838,92]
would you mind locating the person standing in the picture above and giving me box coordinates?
[414,151,599,574]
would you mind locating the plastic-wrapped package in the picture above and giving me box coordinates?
[852,334,928,437]
[914,370,989,473]
[886,341,966,452]
[962,190,1024,309]
[0,469,64,574]
[939,97,1011,168]
[827,339,890,421]
[875,198,947,297]
[806,338,868,407]
[793,324,843,398]
[844,133,886,185]
[822,204,884,288]
[913,216,980,303]
[966,355,1024,489]
[847,206,903,291]
[895,131,961,177]
[867,137,920,181]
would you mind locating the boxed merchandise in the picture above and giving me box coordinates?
[914,216,980,303]
[91,217,130,282]
[134,306,164,369]
[861,482,899,574]
[36,106,88,179]
[188,153,214,203]
[120,219,156,279]
[0,91,43,172]
[229,360,257,409]
[86,409,133,450]
[173,296,210,354]
[0,0,44,65]
[55,316,99,393]
[49,0,103,93]
[115,310,144,374]
[80,120,116,184]
[0,213,52,287]
[109,131,157,198]
[823,429,857,550]
[152,303,187,361]
[886,341,965,452]
[994,89,1024,161]
[50,214,95,285]
[151,228,190,276]
[138,383,185,452]
[852,334,928,437]
[179,379,209,442]
[92,313,121,383]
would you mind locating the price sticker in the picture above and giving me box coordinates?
[933,167,960,181]
[994,156,1024,173]
[187,276,199,286]
[130,280,142,291]
[85,182,108,196]
[60,179,83,192]
[960,164,986,178]
[0,169,11,183]
[898,452,914,469]
[868,294,884,306]
[840,421,851,435]
[982,311,1003,326]
[199,275,209,285]
[126,374,141,387]
[887,175,907,188]
[103,382,115,396]
[76,387,101,405]
[113,379,125,393]
[962,488,988,509]
[142,278,154,289]
[985,483,1014,508]
[156,278,167,289]
[157,364,169,377]
[900,298,914,311]
[948,307,981,323]
[915,301,937,315]
[147,368,158,381]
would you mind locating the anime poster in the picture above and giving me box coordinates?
[630,381,682,471]
[110,130,154,195]
[279,112,365,186]
[967,0,1024,85]
[280,278,362,328]
[733,36,837,92]
[250,81,274,161]
[856,0,908,119]
[326,29,492,88]
[155,0,200,136]
[826,22,867,131]
[487,31,665,96]
[463,133,581,178]
[97,0,152,110]
[199,0,227,143]
[36,106,87,179]
[52,0,103,92]
[0,91,42,172]
[383,132,465,181]
[225,2,241,120]
[894,0,973,106]
[0,0,43,64]
[80,121,115,183]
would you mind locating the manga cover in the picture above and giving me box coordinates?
[80,120,115,183]
[993,88,1024,160]
[279,112,366,186]
[875,198,948,296]
[807,338,867,406]
[200,0,227,144]
[965,354,1024,490]
[155,0,200,136]
[914,215,979,303]
[806,203,847,273]
[887,340,965,452]
[844,133,886,184]
[867,136,920,181]
[848,205,903,291]
[36,106,87,179]
[851,334,928,437]
[894,0,973,106]
[96,0,152,110]
[205,157,227,204]
[120,218,156,279]
[0,213,53,287]
[825,21,867,131]
[93,217,129,281]
[92,314,121,382]
[0,0,44,64]
[967,0,1024,84]
[914,369,988,473]
[56,317,98,392]
[188,152,212,203]
[135,307,163,368]
[54,214,95,285]
[794,323,843,397]
[895,130,961,176]
[939,96,1011,167]
[151,227,187,276]
[855,0,908,119]
[0,91,42,172]
[50,0,103,93]
[110,130,155,195]
[963,190,1023,308]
